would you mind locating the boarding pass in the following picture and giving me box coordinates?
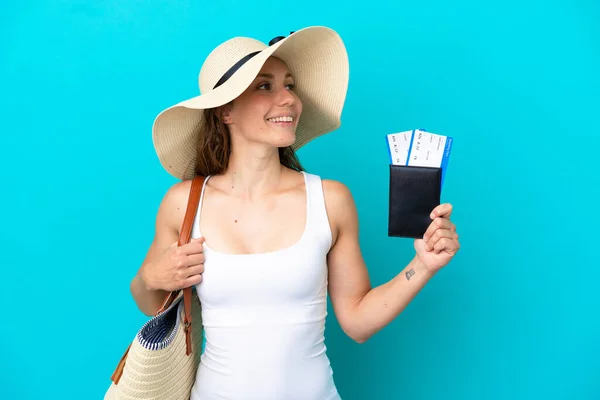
[386,129,453,186]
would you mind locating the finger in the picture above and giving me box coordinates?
[426,229,458,251]
[171,236,202,250]
[433,237,460,254]
[185,264,205,277]
[181,238,205,255]
[184,253,205,268]
[183,274,202,287]
[430,203,453,219]
[176,265,203,284]
[423,217,455,241]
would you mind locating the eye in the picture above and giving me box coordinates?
[257,82,271,90]
[286,83,296,90]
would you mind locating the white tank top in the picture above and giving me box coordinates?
[189,171,342,400]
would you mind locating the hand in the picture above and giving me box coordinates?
[141,237,206,292]
[413,204,460,274]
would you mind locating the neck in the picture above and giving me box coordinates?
[222,142,284,198]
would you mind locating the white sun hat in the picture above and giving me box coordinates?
[151,26,350,180]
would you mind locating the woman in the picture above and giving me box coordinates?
[130,26,460,400]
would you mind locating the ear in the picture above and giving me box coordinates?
[220,104,233,125]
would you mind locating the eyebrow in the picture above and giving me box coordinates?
[256,73,293,80]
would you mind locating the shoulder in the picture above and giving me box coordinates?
[155,179,195,233]
[321,179,354,208]
[321,178,358,244]
[160,179,193,209]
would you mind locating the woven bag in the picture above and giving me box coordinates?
[105,176,206,400]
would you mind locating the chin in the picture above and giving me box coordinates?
[277,138,296,148]
[272,132,297,148]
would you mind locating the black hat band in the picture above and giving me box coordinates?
[212,32,295,90]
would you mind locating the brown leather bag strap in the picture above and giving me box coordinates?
[154,175,206,354]
[179,175,205,246]
[179,175,205,355]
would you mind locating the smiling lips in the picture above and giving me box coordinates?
[266,116,295,125]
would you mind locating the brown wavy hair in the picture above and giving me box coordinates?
[193,105,304,177]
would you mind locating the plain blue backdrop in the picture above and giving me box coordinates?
[1,0,599,399]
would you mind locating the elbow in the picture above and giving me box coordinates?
[343,326,371,344]
[137,302,156,318]
[352,333,371,344]
[142,309,156,318]
[353,337,368,344]
[339,311,374,344]
[129,276,157,317]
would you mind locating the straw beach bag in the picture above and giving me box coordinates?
[105,176,206,400]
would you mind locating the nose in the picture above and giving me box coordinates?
[276,85,296,107]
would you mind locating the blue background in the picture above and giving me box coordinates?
[1,0,599,399]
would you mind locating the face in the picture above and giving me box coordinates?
[222,57,303,148]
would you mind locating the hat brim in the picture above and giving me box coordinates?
[152,26,349,180]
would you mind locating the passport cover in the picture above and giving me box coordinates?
[388,164,442,238]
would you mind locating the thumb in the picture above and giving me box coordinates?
[192,236,205,244]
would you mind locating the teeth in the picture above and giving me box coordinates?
[267,116,294,123]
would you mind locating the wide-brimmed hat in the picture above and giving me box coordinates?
[152,26,349,180]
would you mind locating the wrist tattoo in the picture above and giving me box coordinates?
[405,268,416,280]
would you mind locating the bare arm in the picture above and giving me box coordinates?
[324,180,459,343]
[129,180,193,316]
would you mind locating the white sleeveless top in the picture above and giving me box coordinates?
[189,171,341,400]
